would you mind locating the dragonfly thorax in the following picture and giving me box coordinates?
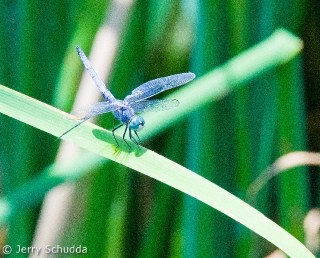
[129,116,145,131]
[113,107,145,131]
[113,104,134,124]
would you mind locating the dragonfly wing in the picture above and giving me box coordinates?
[70,102,121,120]
[76,46,116,102]
[59,102,121,139]
[130,99,180,113]
[124,72,195,102]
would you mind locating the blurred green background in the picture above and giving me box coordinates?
[0,0,319,257]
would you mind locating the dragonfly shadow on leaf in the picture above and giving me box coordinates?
[92,128,147,157]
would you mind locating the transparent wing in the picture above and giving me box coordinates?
[76,46,116,102]
[58,102,121,140]
[130,99,179,113]
[70,102,121,120]
[124,72,195,103]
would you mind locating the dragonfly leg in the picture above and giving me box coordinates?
[122,125,131,149]
[129,129,140,146]
[133,131,142,145]
[112,118,124,147]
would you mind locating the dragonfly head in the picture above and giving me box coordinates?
[129,116,145,132]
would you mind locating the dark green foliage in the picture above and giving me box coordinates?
[0,0,317,257]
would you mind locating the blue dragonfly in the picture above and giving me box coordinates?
[59,46,195,148]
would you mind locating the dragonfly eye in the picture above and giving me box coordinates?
[129,116,145,131]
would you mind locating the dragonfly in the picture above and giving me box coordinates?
[59,46,195,148]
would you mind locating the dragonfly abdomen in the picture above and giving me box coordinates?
[101,90,116,102]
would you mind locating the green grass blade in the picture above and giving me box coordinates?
[140,29,303,139]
